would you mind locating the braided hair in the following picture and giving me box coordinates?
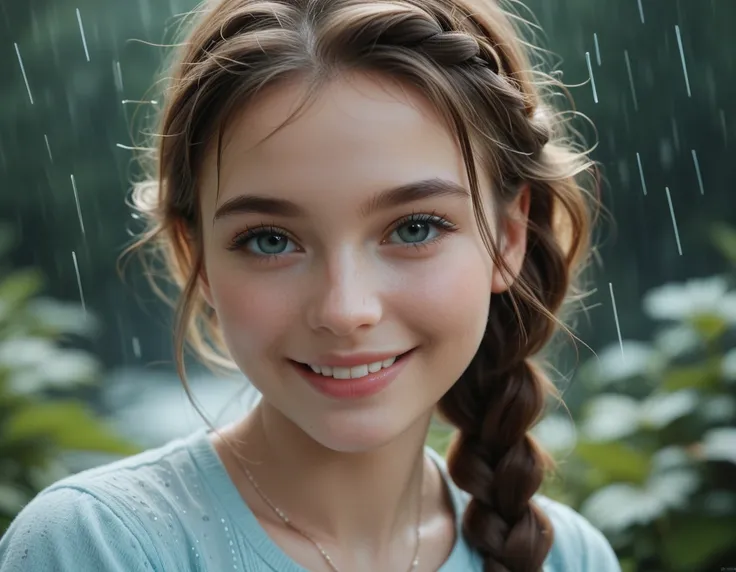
[130,1,596,570]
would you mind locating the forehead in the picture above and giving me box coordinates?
[201,73,472,210]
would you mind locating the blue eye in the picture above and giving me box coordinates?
[229,213,458,260]
[387,213,457,245]
[250,233,294,255]
[230,227,298,256]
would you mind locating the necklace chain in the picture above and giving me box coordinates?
[238,458,423,572]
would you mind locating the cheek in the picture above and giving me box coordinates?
[395,241,492,338]
[205,261,297,355]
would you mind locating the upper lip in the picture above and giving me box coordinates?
[295,350,412,368]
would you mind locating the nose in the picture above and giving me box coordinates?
[306,250,383,337]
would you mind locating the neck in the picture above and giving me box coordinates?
[224,402,433,553]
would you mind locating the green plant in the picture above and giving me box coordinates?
[536,226,736,572]
[0,226,139,534]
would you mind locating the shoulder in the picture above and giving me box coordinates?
[534,495,621,572]
[0,486,159,571]
[0,433,207,572]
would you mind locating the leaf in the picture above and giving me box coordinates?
[575,441,651,483]
[651,446,690,472]
[0,338,57,370]
[581,394,640,441]
[698,395,736,423]
[25,350,99,392]
[662,514,736,571]
[643,277,728,322]
[646,469,700,510]
[701,427,736,464]
[711,223,736,265]
[530,413,577,454]
[580,483,664,532]
[723,348,736,382]
[0,269,43,308]
[6,401,140,456]
[26,298,99,337]
[653,325,701,357]
[585,341,665,386]
[689,313,729,341]
[662,361,722,391]
[639,390,698,430]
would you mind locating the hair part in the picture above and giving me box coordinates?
[126,0,598,569]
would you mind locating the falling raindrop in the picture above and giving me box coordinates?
[585,52,598,104]
[674,25,691,98]
[593,33,601,66]
[719,109,727,146]
[624,50,638,112]
[72,251,87,316]
[608,283,624,357]
[671,118,680,153]
[691,150,704,195]
[636,152,648,195]
[114,60,124,92]
[637,0,645,23]
[70,174,86,236]
[665,187,683,256]
[13,43,33,105]
[43,135,53,163]
[76,8,90,62]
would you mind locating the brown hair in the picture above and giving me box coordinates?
[128,0,597,569]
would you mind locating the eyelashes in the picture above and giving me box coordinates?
[227,211,460,260]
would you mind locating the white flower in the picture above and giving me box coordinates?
[643,276,736,322]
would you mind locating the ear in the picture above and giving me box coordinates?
[491,183,531,294]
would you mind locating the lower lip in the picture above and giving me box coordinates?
[292,351,413,400]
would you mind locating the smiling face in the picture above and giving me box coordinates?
[198,72,526,452]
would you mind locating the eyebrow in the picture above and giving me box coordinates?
[213,177,470,221]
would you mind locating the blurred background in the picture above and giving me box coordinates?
[1,0,734,570]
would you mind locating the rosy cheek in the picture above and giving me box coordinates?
[208,270,293,347]
[400,249,490,339]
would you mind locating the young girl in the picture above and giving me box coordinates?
[0,0,620,570]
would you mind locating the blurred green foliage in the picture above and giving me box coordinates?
[0,226,139,534]
[427,224,736,571]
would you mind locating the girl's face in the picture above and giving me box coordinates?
[198,73,528,452]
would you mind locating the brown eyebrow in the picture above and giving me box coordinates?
[213,177,470,221]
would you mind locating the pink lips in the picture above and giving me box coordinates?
[292,351,413,400]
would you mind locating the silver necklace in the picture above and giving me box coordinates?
[238,457,424,572]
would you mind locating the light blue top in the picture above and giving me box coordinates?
[0,429,620,571]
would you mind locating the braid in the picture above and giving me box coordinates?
[437,179,573,571]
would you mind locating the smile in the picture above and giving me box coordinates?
[290,350,415,400]
[303,354,403,380]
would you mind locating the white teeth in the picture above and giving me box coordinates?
[307,355,401,380]
[332,367,351,380]
[367,361,382,373]
[350,364,369,379]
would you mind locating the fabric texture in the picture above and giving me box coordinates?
[0,429,621,571]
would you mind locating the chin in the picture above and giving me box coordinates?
[299,408,415,454]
